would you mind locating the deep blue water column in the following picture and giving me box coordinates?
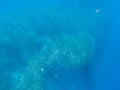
[92,1,120,90]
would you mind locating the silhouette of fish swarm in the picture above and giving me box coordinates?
[12,32,94,90]
[30,32,95,69]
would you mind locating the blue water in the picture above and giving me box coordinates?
[0,0,120,90]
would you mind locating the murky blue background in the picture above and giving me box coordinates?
[0,0,120,90]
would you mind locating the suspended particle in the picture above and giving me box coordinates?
[95,9,100,13]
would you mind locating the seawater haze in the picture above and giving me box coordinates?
[0,0,120,90]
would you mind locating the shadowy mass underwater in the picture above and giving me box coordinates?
[11,32,95,90]
[0,0,107,90]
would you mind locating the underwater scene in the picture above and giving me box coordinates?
[0,0,120,90]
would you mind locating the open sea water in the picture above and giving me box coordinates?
[0,0,120,90]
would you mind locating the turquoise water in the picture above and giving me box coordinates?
[1,0,119,90]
